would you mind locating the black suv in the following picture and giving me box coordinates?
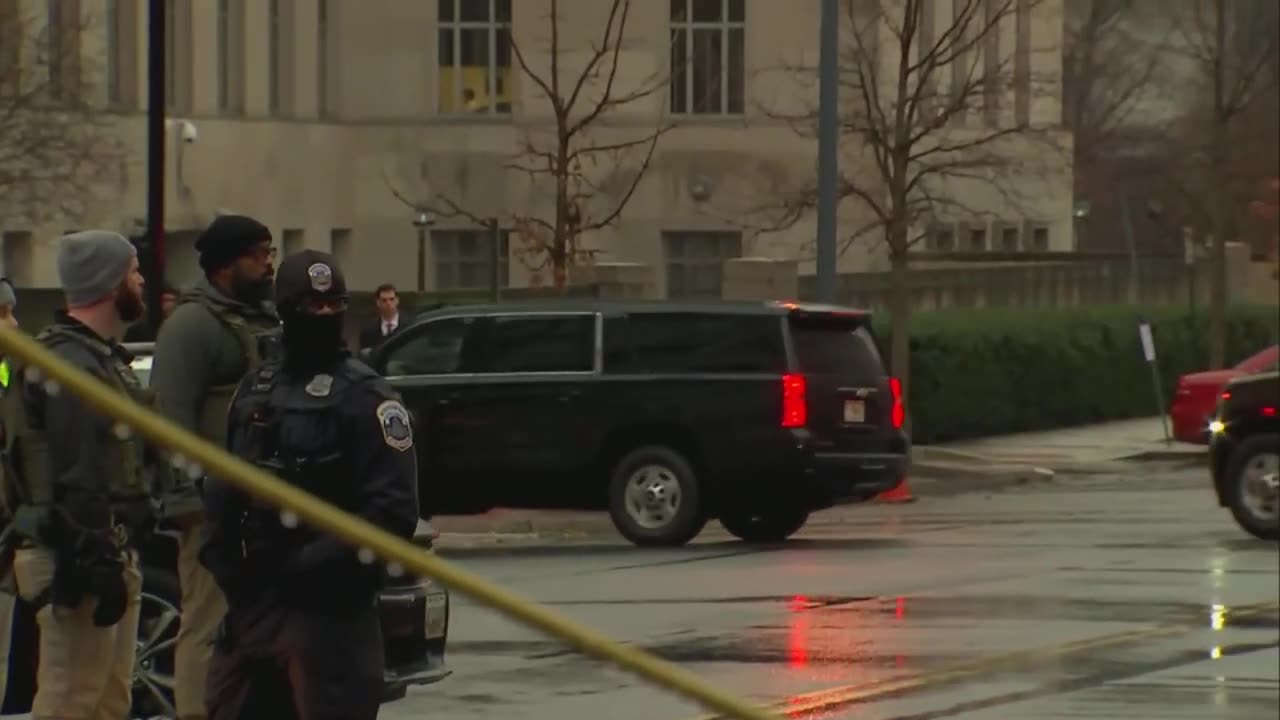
[369,300,910,546]
[1209,370,1279,540]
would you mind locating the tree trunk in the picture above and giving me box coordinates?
[1208,0,1229,369]
[888,253,911,388]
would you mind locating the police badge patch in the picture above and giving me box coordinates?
[307,263,333,292]
[376,400,413,451]
[305,374,333,397]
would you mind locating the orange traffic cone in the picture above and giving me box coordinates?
[876,475,916,503]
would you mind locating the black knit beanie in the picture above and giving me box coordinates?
[195,214,272,273]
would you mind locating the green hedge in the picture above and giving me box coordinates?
[877,306,1280,445]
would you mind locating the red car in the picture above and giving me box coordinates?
[1170,345,1280,443]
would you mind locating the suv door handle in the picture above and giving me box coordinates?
[435,392,461,407]
[558,389,582,403]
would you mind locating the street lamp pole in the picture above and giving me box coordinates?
[412,209,434,293]
[815,0,839,302]
[145,0,166,333]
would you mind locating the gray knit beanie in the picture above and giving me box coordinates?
[0,278,15,308]
[57,230,138,307]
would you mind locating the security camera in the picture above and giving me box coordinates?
[180,120,198,144]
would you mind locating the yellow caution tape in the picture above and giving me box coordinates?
[0,323,781,720]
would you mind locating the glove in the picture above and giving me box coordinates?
[86,557,128,627]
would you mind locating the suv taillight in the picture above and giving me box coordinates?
[889,376,905,429]
[782,373,807,428]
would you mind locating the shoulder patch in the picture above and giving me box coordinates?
[376,399,413,452]
[305,373,334,397]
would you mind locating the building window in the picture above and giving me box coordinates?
[437,0,512,115]
[1014,0,1031,125]
[670,0,744,116]
[43,0,62,96]
[968,226,987,252]
[330,227,352,267]
[317,0,329,116]
[928,226,955,251]
[663,230,741,299]
[105,0,120,103]
[267,0,280,113]
[216,0,229,110]
[1029,226,1049,251]
[1000,225,1019,252]
[432,229,510,291]
[165,0,178,110]
[282,228,304,256]
[1,231,34,286]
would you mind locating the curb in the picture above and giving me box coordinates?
[1119,449,1209,464]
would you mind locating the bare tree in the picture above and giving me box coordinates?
[0,6,127,227]
[388,0,672,290]
[1164,0,1278,368]
[754,0,1058,393]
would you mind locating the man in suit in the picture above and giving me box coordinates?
[358,283,413,352]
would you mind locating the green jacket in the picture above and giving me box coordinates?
[2,319,153,544]
[151,279,279,516]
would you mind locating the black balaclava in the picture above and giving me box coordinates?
[273,250,349,377]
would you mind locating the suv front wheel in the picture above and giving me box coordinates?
[1225,433,1280,541]
[608,446,706,547]
[719,505,810,543]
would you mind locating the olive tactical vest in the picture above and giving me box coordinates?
[0,326,151,523]
[178,294,281,448]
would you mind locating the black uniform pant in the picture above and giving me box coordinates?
[205,599,384,720]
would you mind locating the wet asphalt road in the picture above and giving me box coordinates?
[385,462,1279,720]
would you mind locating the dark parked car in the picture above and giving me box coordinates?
[2,344,450,717]
[1208,370,1279,540]
[368,300,911,546]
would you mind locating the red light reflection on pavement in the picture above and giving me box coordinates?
[788,595,810,668]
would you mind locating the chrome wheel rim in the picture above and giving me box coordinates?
[134,591,178,717]
[624,464,682,529]
[1240,452,1280,525]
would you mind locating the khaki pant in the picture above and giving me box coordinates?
[13,548,142,720]
[0,590,13,706]
[176,520,226,720]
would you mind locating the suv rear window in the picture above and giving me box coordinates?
[604,312,785,374]
[788,317,885,377]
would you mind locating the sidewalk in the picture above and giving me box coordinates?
[432,417,1206,545]
[911,416,1205,478]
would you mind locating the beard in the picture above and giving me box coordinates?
[115,287,147,325]
[230,268,274,304]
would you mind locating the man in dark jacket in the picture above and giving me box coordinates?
[150,214,280,720]
[202,250,418,719]
[7,230,154,719]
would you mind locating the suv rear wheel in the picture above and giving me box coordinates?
[1225,433,1280,541]
[607,446,706,547]
[719,505,810,543]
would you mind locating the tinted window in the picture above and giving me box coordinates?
[483,315,594,373]
[606,313,785,374]
[789,318,884,377]
[383,317,476,375]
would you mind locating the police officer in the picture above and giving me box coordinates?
[0,276,18,709]
[151,214,279,720]
[201,250,419,720]
[3,231,154,719]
